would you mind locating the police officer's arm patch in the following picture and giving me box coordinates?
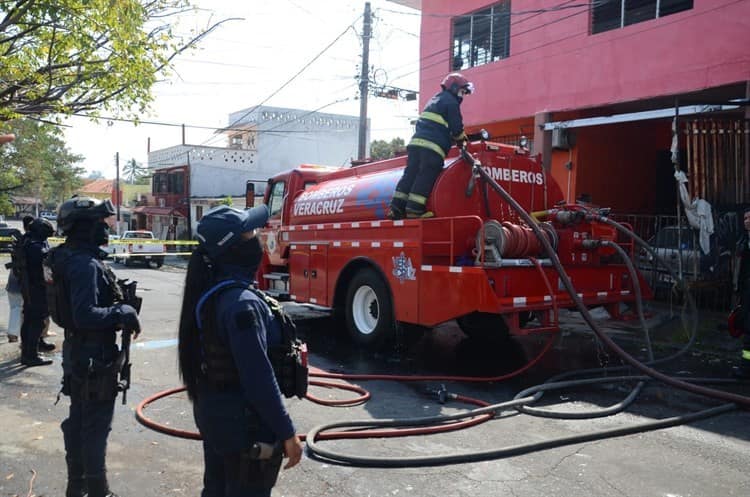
[234,310,257,331]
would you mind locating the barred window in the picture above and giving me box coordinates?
[591,0,693,34]
[452,1,510,71]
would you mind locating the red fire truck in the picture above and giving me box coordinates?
[248,139,650,348]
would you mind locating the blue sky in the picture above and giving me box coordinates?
[63,0,421,177]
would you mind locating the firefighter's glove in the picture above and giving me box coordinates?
[116,304,141,339]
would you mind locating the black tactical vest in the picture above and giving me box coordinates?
[196,281,308,398]
[44,244,123,331]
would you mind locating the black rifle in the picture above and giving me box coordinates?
[116,279,142,404]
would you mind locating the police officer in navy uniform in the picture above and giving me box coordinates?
[19,217,56,366]
[49,196,141,497]
[733,207,750,379]
[178,205,302,497]
[388,72,473,219]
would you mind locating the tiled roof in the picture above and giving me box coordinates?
[81,179,114,194]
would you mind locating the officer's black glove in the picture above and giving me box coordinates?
[117,304,141,339]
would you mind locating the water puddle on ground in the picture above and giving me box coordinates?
[134,338,178,350]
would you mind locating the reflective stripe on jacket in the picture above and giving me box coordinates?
[408,90,465,158]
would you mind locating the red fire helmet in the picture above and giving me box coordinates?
[441,73,474,95]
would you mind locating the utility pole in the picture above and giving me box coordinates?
[186,151,192,239]
[357,1,372,161]
[115,152,121,234]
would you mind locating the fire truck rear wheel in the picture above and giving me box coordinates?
[345,268,395,348]
[456,312,509,342]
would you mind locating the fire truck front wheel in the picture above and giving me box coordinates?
[345,268,395,348]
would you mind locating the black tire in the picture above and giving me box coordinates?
[152,256,164,268]
[456,312,510,342]
[344,268,395,348]
[123,256,131,267]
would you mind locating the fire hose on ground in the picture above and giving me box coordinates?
[135,148,748,467]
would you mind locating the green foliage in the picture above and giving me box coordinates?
[218,195,233,207]
[370,137,406,160]
[0,0,225,120]
[122,158,149,184]
[0,119,84,214]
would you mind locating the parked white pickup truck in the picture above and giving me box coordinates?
[112,230,165,268]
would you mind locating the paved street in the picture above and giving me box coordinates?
[0,260,748,497]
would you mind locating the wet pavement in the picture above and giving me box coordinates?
[0,262,748,497]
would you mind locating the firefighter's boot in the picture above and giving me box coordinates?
[387,206,405,220]
[405,210,434,219]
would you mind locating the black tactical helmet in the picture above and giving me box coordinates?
[29,217,55,239]
[57,196,115,234]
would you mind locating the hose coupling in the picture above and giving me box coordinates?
[427,384,457,404]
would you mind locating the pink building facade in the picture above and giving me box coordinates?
[394,0,749,217]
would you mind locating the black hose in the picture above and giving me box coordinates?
[602,240,654,361]
[306,403,736,467]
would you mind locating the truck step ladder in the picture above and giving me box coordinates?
[262,272,290,300]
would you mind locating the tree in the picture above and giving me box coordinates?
[122,158,148,184]
[87,170,104,180]
[370,137,406,160]
[0,119,84,214]
[0,1,229,120]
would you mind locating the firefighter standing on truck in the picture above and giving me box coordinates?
[388,72,473,219]
[733,206,750,379]
[18,217,56,366]
[47,196,141,497]
[178,205,303,497]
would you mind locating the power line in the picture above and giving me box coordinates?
[97,3,593,146]
[377,0,595,84]
[200,17,361,148]
[377,2,595,19]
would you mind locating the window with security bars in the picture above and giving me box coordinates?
[452,1,510,70]
[591,0,693,34]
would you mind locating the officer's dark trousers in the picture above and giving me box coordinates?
[390,146,444,215]
[61,394,115,494]
[20,304,45,358]
[199,440,271,497]
[193,391,273,497]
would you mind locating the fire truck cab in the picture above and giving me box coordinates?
[250,140,649,347]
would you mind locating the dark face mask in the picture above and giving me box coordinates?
[67,219,109,246]
[221,236,263,271]
[92,221,110,246]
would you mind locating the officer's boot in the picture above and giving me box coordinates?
[65,458,87,497]
[66,476,87,497]
[86,476,117,497]
[20,341,52,367]
[39,338,56,352]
